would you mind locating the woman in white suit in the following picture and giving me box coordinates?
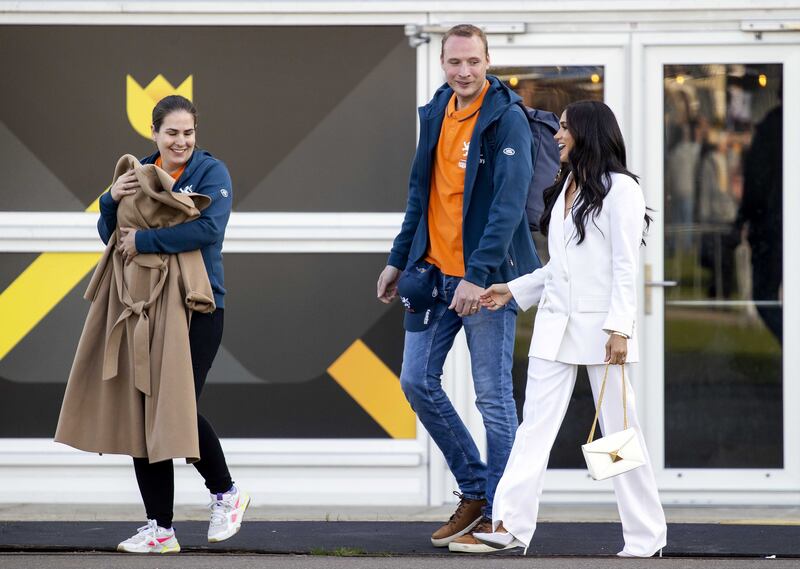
[474,100,667,557]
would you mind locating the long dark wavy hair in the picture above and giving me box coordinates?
[539,100,651,244]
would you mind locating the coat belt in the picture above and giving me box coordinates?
[102,251,169,396]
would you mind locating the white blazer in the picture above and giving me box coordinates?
[508,172,646,364]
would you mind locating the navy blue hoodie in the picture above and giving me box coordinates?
[97,149,232,308]
[388,75,540,287]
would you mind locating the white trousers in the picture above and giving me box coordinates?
[492,357,667,556]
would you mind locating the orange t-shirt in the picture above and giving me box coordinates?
[425,81,490,277]
[155,156,187,182]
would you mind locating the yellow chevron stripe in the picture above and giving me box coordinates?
[86,194,102,213]
[0,190,106,360]
[0,252,101,360]
[328,339,416,439]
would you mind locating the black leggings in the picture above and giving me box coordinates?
[133,309,233,529]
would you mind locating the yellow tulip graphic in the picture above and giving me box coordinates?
[126,75,193,139]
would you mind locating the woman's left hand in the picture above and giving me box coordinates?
[118,226,139,261]
[605,334,628,365]
[479,283,513,310]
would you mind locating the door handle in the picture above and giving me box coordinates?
[644,265,678,315]
[645,280,679,287]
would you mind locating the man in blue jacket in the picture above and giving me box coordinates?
[376,24,540,553]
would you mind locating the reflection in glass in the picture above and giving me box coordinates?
[491,66,604,117]
[663,64,783,468]
[493,66,604,468]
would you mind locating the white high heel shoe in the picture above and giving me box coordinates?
[617,548,663,558]
[473,526,525,550]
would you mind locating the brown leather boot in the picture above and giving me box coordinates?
[430,492,486,547]
[447,517,496,553]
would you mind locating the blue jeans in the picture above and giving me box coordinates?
[399,271,518,517]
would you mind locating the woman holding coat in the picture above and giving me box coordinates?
[100,95,249,553]
[474,100,667,557]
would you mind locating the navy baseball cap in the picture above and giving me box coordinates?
[397,264,440,332]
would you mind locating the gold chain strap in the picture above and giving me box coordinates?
[586,363,628,444]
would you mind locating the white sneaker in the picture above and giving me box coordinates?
[117,519,180,553]
[208,485,251,542]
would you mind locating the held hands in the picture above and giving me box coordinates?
[110,170,140,202]
[479,283,513,311]
[118,227,139,261]
[449,280,484,317]
[376,267,486,317]
[605,333,628,365]
[376,265,401,304]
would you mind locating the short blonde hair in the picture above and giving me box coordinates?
[441,24,489,58]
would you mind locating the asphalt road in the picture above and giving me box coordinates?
[0,554,794,569]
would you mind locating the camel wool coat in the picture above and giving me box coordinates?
[55,154,216,464]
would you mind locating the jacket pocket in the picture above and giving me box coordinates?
[577,295,611,313]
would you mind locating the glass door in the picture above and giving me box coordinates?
[642,44,800,496]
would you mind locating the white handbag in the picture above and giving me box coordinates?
[581,364,646,480]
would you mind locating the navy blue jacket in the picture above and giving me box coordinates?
[387,75,540,287]
[97,149,233,308]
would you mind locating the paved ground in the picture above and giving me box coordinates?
[1,504,797,568]
[2,520,798,557]
[1,554,796,569]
